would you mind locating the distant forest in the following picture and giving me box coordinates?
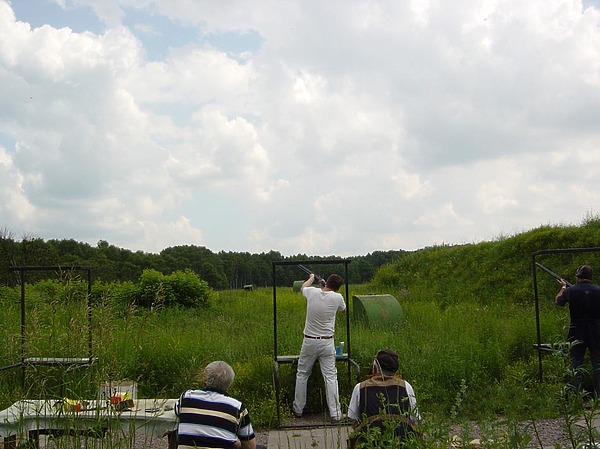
[0,230,405,289]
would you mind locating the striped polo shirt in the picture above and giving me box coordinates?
[175,388,255,449]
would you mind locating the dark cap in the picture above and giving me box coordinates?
[376,348,399,373]
[576,265,593,280]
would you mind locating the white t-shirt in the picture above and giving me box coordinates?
[302,286,346,337]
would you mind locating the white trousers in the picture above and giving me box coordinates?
[293,337,341,418]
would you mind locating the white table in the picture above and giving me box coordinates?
[0,398,177,448]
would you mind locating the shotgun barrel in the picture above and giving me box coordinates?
[535,262,573,287]
[298,264,326,286]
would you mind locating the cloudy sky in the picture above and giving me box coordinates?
[1,0,600,257]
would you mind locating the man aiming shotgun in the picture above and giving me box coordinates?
[292,267,346,421]
[555,265,600,398]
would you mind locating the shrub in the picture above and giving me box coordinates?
[371,263,402,288]
[0,285,18,305]
[138,269,210,308]
[92,280,140,311]
[164,269,211,308]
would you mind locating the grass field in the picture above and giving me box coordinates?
[0,279,576,429]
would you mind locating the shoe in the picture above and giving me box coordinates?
[330,413,348,423]
[292,408,303,418]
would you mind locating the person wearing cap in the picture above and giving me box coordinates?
[556,265,600,397]
[292,273,346,421]
[347,349,421,446]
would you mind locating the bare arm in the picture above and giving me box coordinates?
[300,274,315,291]
[240,437,257,449]
[555,279,568,305]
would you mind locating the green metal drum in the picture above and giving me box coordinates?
[292,280,304,292]
[352,294,404,326]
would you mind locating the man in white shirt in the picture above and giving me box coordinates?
[292,273,346,421]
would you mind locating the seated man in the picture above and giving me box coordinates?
[347,349,421,447]
[175,361,256,449]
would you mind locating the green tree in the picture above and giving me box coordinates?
[199,262,228,289]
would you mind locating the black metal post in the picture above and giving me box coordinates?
[87,268,93,360]
[19,268,26,388]
[532,255,543,382]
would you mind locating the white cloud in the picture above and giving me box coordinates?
[117,215,205,253]
[1,0,600,256]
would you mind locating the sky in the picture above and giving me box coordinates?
[1,0,600,257]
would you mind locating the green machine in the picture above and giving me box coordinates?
[352,294,404,326]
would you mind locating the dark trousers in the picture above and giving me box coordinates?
[570,341,600,396]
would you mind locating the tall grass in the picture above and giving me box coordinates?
[0,279,573,430]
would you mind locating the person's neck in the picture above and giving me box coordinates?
[205,387,228,394]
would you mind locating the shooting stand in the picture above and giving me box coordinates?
[531,247,600,381]
[0,266,98,396]
[271,259,360,428]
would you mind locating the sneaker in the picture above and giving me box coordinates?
[330,413,348,423]
[292,408,303,418]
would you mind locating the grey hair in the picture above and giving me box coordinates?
[204,361,235,392]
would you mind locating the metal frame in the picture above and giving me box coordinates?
[531,247,600,381]
[1,266,97,393]
[271,259,360,428]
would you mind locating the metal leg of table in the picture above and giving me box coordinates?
[348,357,361,383]
[28,430,41,449]
[166,429,178,449]
[3,435,17,449]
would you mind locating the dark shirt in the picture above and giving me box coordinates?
[358,377,410,418]
[557,281,600,321]
[351,376,415,440]
[557,281,600,345]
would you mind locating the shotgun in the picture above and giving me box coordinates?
[298,264,326,287]
[535,262,573,287]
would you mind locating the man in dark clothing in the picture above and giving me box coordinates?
[556,265,600,396]
[347,349,421,448]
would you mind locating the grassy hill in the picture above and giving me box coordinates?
[371,215,600,308]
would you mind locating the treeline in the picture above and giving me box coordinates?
[0,229,405,289]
